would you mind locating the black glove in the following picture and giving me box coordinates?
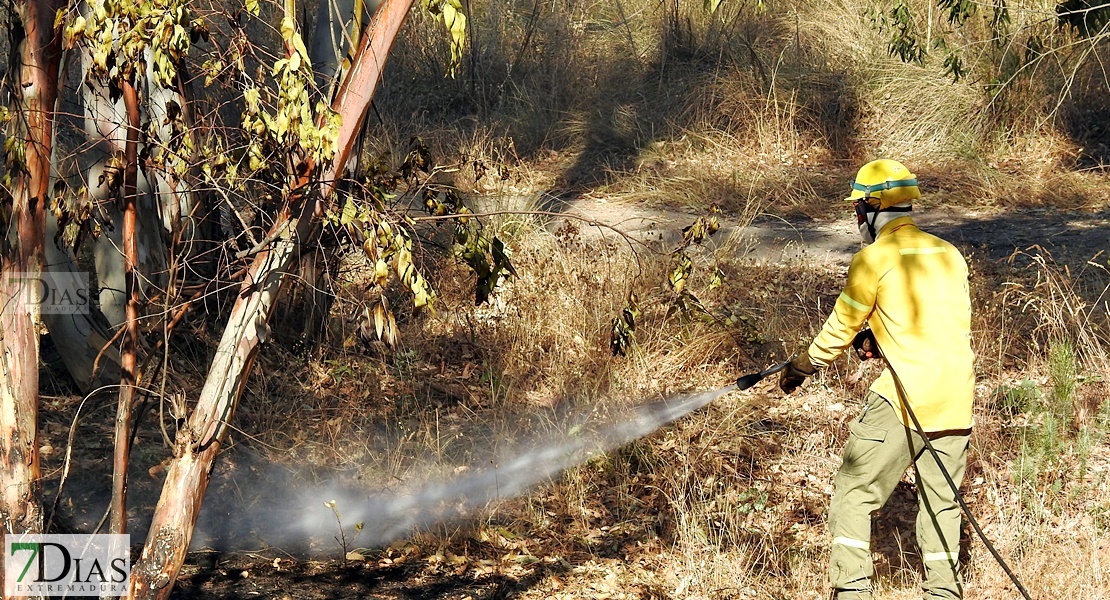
[779,349,817,394]
[852,328,882,361]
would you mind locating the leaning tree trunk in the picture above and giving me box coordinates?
[0,0,65,590]
[128,1,415,597]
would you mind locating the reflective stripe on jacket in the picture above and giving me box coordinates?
[806,216,975,431]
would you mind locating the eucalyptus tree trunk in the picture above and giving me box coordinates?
[39,39,196,393]
[38,235,121,390]
[0,0,65,592]
[310,0,384,98]
[81,46,188,328]
[108,80,143,536]
[128,1,416,597]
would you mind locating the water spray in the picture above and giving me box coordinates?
[291,385,741,551]
[190,382,755,555]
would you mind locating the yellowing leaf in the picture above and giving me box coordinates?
[396,247,413,283]
[340,198,357,225]
[669,254,691,294]
[292,33,310,65]
[413,287,430,309]
[442,2,467,74]
[243,87,260,114]
[372,302,386,340]
[362,238,379,261]
[280,16,295,41]
[708,268,725,290]
[63,16,86,50]
[275,112,289,137]
[385,311,398,346]
[374,259,389,286]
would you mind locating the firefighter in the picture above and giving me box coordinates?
[779,159,975,599]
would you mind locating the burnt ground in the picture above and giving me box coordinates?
[170,551,550,600]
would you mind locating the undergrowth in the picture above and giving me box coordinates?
[370,0,1110,214]
[237,0,1110,594]
[233,203,1110,598]
[45,0,1110,597]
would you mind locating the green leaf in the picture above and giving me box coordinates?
[669,253,692,294]
[339,198,358,226]
[490,238,517,277]
[708,268,726,291]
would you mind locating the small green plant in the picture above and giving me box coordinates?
[324,500,365,561]
[1010,339,1105,515]
[992,379,1041,416]
[1047,340,1078,422]
[1091,499,1110,533]
[325,360,355,385]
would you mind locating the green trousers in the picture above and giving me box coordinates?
[828,391,969,600]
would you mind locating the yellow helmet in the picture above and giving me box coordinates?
[845,159,920,209]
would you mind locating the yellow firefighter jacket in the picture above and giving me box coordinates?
[806,216,975,431]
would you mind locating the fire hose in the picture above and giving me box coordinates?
[734,338,1033,600]
[889,369,1033,600]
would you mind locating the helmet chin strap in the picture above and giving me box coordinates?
[859,205,912,244]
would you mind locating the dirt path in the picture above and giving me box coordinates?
[559,199,1110,272]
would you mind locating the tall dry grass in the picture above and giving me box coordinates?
[223,0,1110,596]
[361,0,1110,215]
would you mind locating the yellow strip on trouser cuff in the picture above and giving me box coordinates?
[923,552,959,562]
[833,536,870,550]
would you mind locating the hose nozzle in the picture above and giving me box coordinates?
[735,357,795,391]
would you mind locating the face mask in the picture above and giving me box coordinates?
[855,200,879,244]
[855,200,913,244]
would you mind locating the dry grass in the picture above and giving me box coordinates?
[149,0,1110,596]
[231,207,1110,596]
[360,0,1110,216]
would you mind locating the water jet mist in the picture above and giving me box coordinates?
[190,385,738,554]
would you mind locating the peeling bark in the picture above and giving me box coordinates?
[128,1,416,597]
[324,0,412,188]
[109,80,143,536]
[0,0,66,592]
